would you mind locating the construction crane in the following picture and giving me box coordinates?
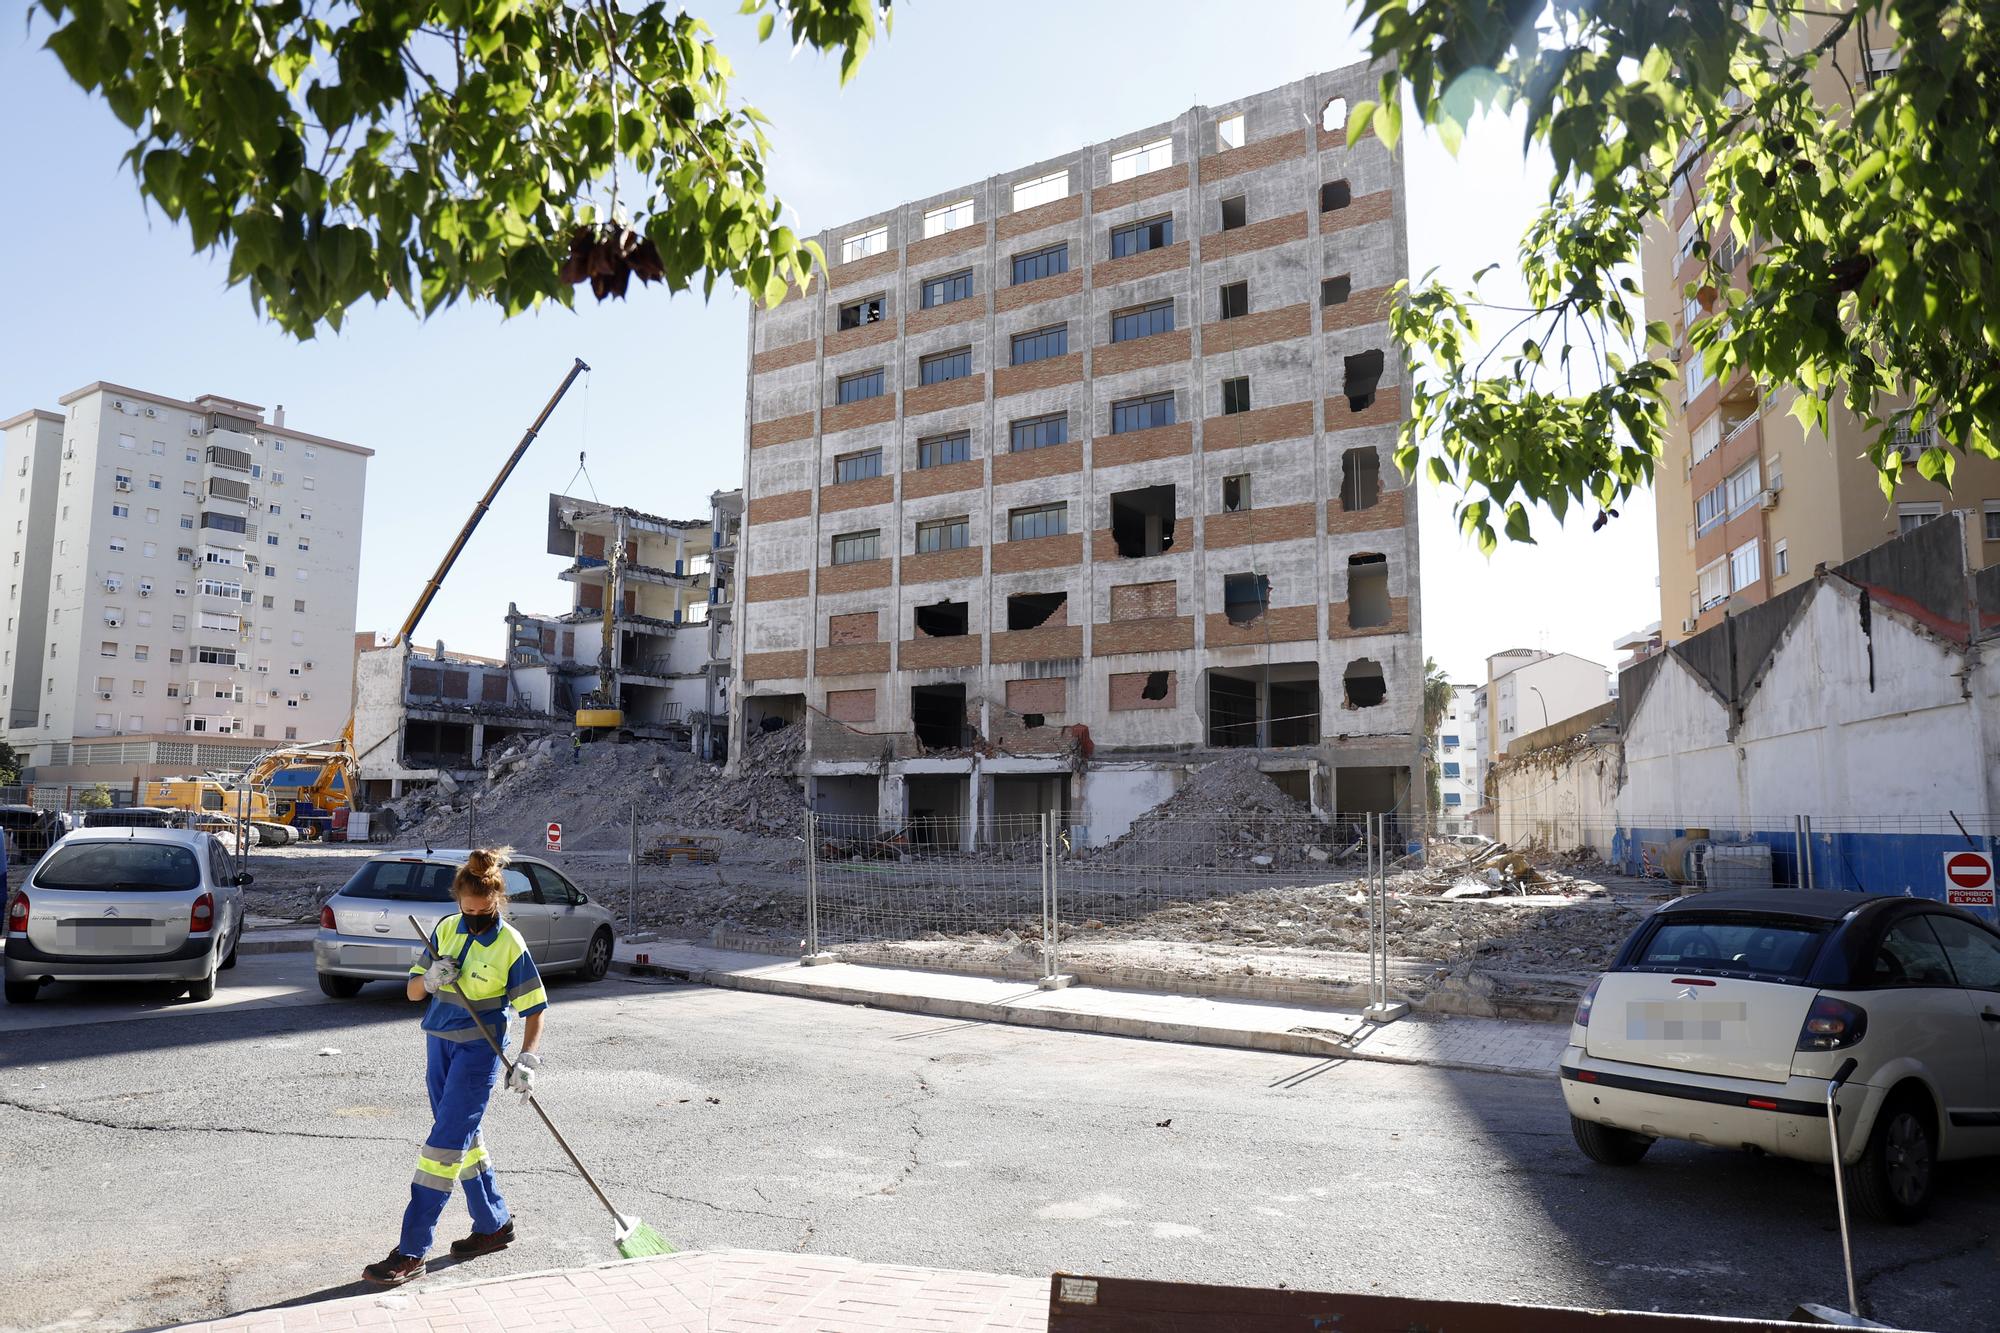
[155,359,591,839]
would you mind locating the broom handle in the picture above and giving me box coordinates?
[409,916,632,1228]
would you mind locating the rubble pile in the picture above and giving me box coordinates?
[665,723,807,837]
[1083,755,1344,869]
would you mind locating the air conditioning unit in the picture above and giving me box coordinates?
[97,691,112,701]
[111,399,126,411]
[301,692,312,702]
[1681,617,1698,633]
[144,407,159,419]
[188,424,203,437]
[115,479,133,492]
[303,660,314,670]
[103,578,119,591]
[1760,489,1779,511]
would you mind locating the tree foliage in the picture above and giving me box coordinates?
[36,0,889,337]
[1420,656,1453,814]
[1354,1,2000,549]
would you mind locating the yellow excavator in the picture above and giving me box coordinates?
[574,532,625,735]
[150,358,591,841]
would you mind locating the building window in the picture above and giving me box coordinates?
[1221,377,1251,415]
[920,269,972,309]
[1008,503,1067,541]
[1774,538,1789,577]
[837,295,884,330]
[1217,113,1244,150]
[1698,558,1729,610]
[1984,503,2000,543]
[1897,502,1943,533]
[1011,243,1068,286]
[1220,195,1247,231]
[1443,792,1463,808]
[831,531,879,565]
[1724,460,1761,517]
[111,503,130,518]
[1442,762,1460,778]
[1695,484,1726,534]
[1219,281,1249,320]
[1729,538,1761,591]
[834,448,883,484]
[266,534,279,546]
[100,641,118,658]
[1012,170,1068,212]
[293,598,306,612]
[836,369,885,404]
[840,226,887,264]
[1691,413,1722,462]
[919,348,972,385]
[1110,137,1172,182]
[1442,734,1460,748]
[1320,179,1352,212]
[1010,324,1068,365]
[1110,215,1173,259]
[915,517,970,553]
[1222,474,1250,512]
[918,432,971,470]
[201,512,247,534]
[922,199,975,238]
[1111,392,1175,434]
[1111,300,1174,343]
[1010,414,1068,452]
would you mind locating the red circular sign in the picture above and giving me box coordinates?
[547,822,560,836]
[1947,852,1991,888]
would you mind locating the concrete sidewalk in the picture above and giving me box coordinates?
[164,1249,1046,1331]
[614,940,1568,1079]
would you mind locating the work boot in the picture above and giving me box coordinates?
[361,1250,424,1286]
[450,1220,516,1258]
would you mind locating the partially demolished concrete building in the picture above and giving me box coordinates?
[733,64,1423,840]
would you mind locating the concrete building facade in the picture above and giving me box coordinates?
[1643,23,2000,647]
[1435,683,1479,832]
[0,384,370,783]
[734,64,1422,838]
[697,488,743,761]
[1484,649,1610,760]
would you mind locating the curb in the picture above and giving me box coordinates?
[610,957,1557,1082]
[237,936,314,955]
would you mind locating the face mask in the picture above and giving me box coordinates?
[459,911,498,935]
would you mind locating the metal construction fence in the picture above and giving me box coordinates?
[803,810,1430,994]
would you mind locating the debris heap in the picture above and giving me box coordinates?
[1082,754,1342,869]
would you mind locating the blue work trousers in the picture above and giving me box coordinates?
[397,1033,511,1258]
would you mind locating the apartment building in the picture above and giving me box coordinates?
[697,488,743,761]
[1435,683,1479,832]
[1644,28,2000,645]
[734,64,1422,839]
[1485,649,1611,755]
[0,384,370,783]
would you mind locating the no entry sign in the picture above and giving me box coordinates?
[1944,850,1994,907]
[546,821,563,853]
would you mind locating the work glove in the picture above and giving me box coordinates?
[421,957,460,994]
[507,1051,542,1101]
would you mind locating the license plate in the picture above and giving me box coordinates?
[1625,999,1747,1041]
[59,921,168,949]
[343,945,410,967]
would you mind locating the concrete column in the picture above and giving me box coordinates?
[878,771,906,833]
[964,764,983,852]
[390,778,404,799]
[470,722,486,765]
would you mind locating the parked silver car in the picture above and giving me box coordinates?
[3,827,249,1004]
[314,848,616,998]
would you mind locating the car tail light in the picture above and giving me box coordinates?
[320,904,336,930]
[5,891,26,933]
[190,892,215,935]
[1797,995,1868,1051]
[1574,975,1603,1028]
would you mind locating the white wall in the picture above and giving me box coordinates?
[1080,765,1181,846]
[1493,740,1619,857]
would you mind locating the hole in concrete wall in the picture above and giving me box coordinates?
[1219,280,1248,320]
[1141,670,1170,700]
[1340,447,1380,512]
[914,600,969,637]
[1347,553,1389,628]
[1223,573,1270,625]
[1222,474,1250,513]
[1205,664,1319,747]
[1207,672,1257,747]
[1221,195,1247,231]
[910,683,968,750]
[1021,713,1044,729]
[1321,97,1348,134]
[1321,274,1351,307]
[1006,591,1066,630]
[1221,376,1251,415]
[1320,178,1352,212]
[745,693,804,735]
[1343,659,1387,708]
[1343,350,1383,412]
[1110,485,1176,558]
[1269,680,1320,746]
[1270,769,1312,805]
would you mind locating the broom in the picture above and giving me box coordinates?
[410,915,674,1258]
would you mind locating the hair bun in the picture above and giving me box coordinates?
[456,845,513,898]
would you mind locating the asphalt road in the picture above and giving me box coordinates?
[1,955,1996,1332]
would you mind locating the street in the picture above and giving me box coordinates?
[2,957,1997,1333]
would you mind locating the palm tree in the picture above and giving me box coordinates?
[1421,658,1453,818]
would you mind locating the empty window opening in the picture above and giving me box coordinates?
[1321,274,1352,307]
[1110,485,1176,558]
[1269,770,1311,804]
[1343,659,1387,708]
[1219,280,1248,320]
[1321,179,1352,212]
[1222,474,1250,513]
[1268,681,1320,747]
[1141,671,1170,700]
[1342,349,1384,412]
[1347,553,1389,628]
[911,683,969,751]
[1339,447,1380,511]
[838,296,884,331]
[1007,591,1066,630]
[1221,196,1247,231]
[1022,713,1045,729]
[914,600,969,637]
[1207,672,1257,748]
[1336,765,1403,814]
[1217,114,1245,150]
[1321,97,1348,134]
[1222,376,1251,415]
[1223,573,1270,625]
[1205,665,1320,748]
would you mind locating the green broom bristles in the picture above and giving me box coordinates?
[615,1218,675,1258]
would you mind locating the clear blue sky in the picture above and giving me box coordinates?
[0,2,1658,687]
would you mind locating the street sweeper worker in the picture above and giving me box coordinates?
[362,847,549,1287]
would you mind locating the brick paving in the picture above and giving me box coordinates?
[165,1250,1048,1332]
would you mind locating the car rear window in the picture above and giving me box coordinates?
[1630,915,1829,981]
[35,842,203,891]
[340,859,457,902]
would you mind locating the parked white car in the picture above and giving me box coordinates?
[1561,888,2000,1222]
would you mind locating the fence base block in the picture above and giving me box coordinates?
[1362,999,1410,1024]
[1038,974,1076,991]
[800,952,837,967]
